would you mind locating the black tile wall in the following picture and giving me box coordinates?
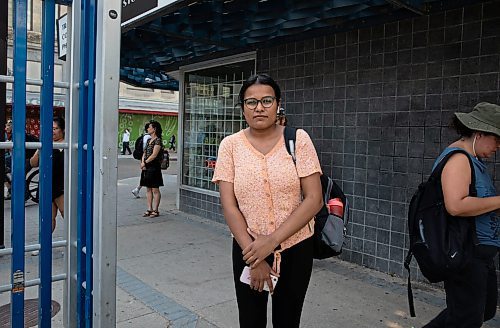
[180,2,500,281]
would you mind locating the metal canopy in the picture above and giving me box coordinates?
[120,0,484,90]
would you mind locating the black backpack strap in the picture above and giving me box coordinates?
[431,149,478,244]
[284,126,298,164]
[431,149,476,190]
[404,251,416,317]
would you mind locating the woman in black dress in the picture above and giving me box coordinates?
[30,116,65,232]
[140,120,164,217]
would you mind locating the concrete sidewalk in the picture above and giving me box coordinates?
[0,172,498,327]
[114,175,499,328]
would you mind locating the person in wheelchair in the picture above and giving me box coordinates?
[4,119,40,201]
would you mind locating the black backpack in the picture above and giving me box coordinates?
[404,149,478,317]
[284,126,350,259]
[133,135,144,160]
[161,149,170,170]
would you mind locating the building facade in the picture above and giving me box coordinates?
[175,1,500,278]
[6,0,179,142]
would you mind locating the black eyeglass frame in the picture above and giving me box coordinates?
[243,96,277,110]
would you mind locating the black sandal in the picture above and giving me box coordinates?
[143,210,153,217]
[149,210,159,218]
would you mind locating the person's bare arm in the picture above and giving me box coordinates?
[219,181,253,250]
[140,149,146,170]
[243,172,323,267]
[146,144,162,162]
[442,153,500,216]
[29,149,40,168]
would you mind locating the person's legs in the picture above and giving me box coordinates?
[232,239,269,328]
[52,202,58,233]
[482,248,498,322]
[152,187,161,211]
[423,309,447,328]
[51,195,64,233]
[132,184,141,198]
[5,160,11,197]
[271,237,313,328]
[144,187,153,215]
[423,245,498,328]
[4,176,11,198]
[121,142,126,155]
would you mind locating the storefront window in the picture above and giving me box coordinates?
[182,60,255,191]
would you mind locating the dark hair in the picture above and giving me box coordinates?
[149,120,162,138]
[144,123,150,132]
[451,116,474,137]
[53,116,65,132]
[238,74,281,109]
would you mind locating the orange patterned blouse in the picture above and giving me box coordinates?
[212,128,322,272]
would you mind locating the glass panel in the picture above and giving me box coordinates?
[182,60,255,192]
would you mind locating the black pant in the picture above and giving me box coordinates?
[424,244,498,328]
[122,141,131,155]
[232,237,313,328]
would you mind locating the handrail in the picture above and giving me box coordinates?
[0,74,70,89]
[0,141,69,150]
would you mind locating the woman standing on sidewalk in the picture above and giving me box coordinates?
[140,120,163,218]
[29,116,65,233]
[424,103,500,328]
[212,74,323,327]
[132,123,152,198]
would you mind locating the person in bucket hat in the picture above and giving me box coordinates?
[424,102,500,328]
[455,102,500,145]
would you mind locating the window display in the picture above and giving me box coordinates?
[182,60,255,191]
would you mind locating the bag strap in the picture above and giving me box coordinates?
[431,149,478,243]
[404,252,416,317]
[284,126,298,164]
[325,177,333,205]
[405,148,478,318]
[431,149,476,195]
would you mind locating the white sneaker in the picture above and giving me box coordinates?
[131,188,140,198]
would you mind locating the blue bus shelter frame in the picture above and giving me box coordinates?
[5,0,121,327]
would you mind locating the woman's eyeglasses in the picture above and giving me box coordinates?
[243,96,276,110]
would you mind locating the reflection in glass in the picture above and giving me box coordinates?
[183,60,255,191]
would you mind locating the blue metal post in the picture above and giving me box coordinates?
[85,1,97,326]
[39,1,56,326]
[77,0,90,325]
[11,1,28,327]
[74,3,98,325]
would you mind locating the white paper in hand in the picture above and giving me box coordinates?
[239,266,278,292]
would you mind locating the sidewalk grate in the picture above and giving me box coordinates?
[0,298,60,328]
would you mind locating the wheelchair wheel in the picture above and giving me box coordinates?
[26,169,39,203]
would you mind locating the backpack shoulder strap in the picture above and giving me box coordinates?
[431,149,476,196]
[429,149,478,245]
[284,126,298,164]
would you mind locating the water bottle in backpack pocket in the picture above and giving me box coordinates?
[283,126,350,259]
